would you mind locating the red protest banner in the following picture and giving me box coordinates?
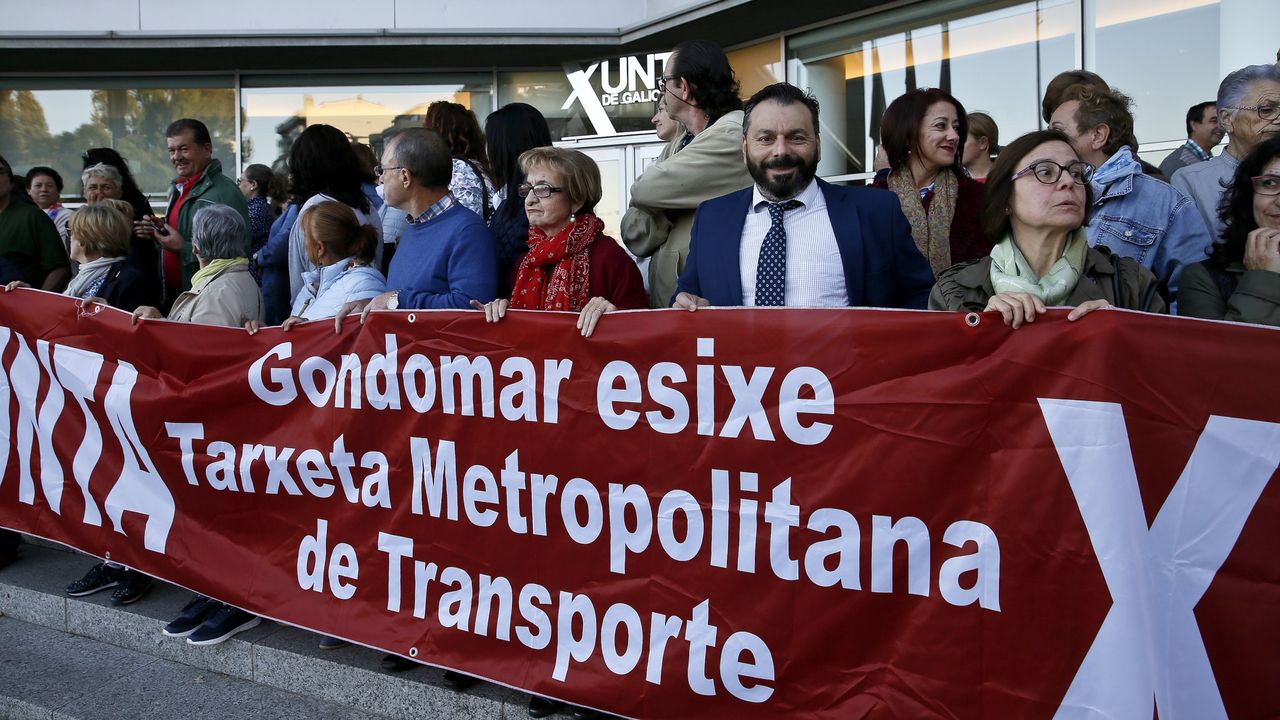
[2,289,1278,719]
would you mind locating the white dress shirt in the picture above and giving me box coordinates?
[739,179,848,307]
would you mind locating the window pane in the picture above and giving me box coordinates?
[1094,0,1220,145]
[786,0,1076,177]
[497,71,595,140]
[0,83,235,199]
[728,40,784,100]
[240,78,493,173]
[499,66,670,141]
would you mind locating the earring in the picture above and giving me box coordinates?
[570,213,576,223]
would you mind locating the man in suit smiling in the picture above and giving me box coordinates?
[673,83,933,310]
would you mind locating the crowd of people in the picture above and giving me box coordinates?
[1,37,1279,719]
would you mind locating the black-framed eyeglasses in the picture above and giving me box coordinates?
[656,74,678,93]
[374,164,406,176]
[1253,174,1280,196]
[517,182,564,199]
[1224,103,1280,122]
[1011,159,1095,186]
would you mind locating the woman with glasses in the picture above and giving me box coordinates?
[474,147,646,340]
[929,129,1166,325]
[1172,63,1280,238]
[1178,136,1280,326]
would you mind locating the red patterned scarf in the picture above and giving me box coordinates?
[510,213,603,311]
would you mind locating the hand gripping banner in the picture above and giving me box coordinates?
[2,289,1279,719]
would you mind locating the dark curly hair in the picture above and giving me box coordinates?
[425,101,490,177]
[1211,135,1280,269]
[286,124,369,212]
[668,40,742,122]
[979,129,1094,243]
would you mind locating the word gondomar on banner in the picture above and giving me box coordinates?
[2,289,1279,719]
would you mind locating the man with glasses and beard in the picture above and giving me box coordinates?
[673,83,933,309]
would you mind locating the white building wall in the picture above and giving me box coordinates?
[0,0,710,34]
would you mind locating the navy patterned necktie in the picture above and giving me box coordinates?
[754,200,803,306]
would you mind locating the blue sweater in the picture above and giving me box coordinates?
[386,203,497,309]
[256,203,300,325]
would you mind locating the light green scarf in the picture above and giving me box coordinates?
[988,230,1088,306]
[190,257,248,288]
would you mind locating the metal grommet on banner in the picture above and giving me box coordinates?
[408,647,419,658]
[964,312,981,328]
[78,301,104,318]
[407,313,417,323]
[104,551,111,560]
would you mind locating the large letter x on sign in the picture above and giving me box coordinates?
[1039,399,1280,720]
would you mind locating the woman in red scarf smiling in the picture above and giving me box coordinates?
[475,147,647,337]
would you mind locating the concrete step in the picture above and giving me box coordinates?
[0,539,531,720]
[0,615,371,720]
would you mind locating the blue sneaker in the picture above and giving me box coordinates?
[318,635,350,650]
[187,605,260,646]
[162,596,220,638]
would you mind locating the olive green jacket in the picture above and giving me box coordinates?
[1178,260,1280,327]
[929,245,1168,314]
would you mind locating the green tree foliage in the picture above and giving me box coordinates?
[0,87,235,199]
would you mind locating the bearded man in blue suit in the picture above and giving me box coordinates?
[673,82,934,310]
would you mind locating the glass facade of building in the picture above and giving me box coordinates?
[787,0,1077,178]
[0,78,236,199]
[0,0,1261,198]
[240,74,493,176]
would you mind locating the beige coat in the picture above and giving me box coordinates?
[168,263,264,327]
[621,110,753,307]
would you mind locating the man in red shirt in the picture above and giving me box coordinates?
[133,118,249,310]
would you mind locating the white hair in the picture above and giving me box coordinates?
[191,204,247,260]
[81,162,122,188]
[1217,64,1280,128]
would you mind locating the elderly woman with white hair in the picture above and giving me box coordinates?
[133,205,262,327]
[132,204,264,645]
[1173,63,1280,238]
[81,163,125,205]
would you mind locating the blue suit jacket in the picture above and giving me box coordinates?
[674,178,934,309]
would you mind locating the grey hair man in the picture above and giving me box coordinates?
[1173,63,1280,238]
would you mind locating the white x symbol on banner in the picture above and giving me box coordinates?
[561,62,615,136]
[1040,399,1280,720]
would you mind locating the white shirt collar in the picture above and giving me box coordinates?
[751,177,822,212]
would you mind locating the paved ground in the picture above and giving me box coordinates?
[0,540,537,720]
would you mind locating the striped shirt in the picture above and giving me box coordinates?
[739,179,848,307]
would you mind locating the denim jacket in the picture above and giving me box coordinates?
[1085,149,1213,306]
[290,256,387,321]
